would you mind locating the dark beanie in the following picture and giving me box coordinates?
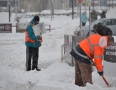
[34,15,40,21]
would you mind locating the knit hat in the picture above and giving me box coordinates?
[34,15,40,21]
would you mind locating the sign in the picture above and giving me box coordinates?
[86,0,91,6]
[39,22,46,34]
[0,1,7,7]
[0,23,12,33]
[100,0,107,6]
[32,22,46,36]
[104,43,116,63]
[78,0,82,3]
[32,24,42,36]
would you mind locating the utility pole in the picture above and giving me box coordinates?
[80,4,81,29]
[50,0,53,21]
[9,0,11,22]
[72,0,74,19]
[15,0,17,21]
[85,0,87,14]
[28,0,30,12]
[112,0,113,8]
[63,0,65,9]
[93,0,94,9]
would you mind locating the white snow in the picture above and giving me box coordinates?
[0,7,116,90]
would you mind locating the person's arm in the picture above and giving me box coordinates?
[94,47,104,75]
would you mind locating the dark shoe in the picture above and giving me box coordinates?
[26,69,31,71]
[36,68,41,71]
[32,67,35,70]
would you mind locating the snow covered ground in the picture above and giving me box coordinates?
[0,7,116,90]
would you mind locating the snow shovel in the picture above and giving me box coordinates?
[101,75,110,87]
[91,60,111,87]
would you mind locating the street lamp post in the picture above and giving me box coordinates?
[109,0,110,10]
[112,0,113,8]
[15,0,17,21]
[50,0,53,21]
[72,0,74,19]
[93,0,94,9]
[28,0,30,12]
[85,0,87,14]
[9,2,11,22]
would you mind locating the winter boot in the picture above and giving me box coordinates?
[36,68,41,71]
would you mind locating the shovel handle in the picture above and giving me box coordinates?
[91,60,110,87]
[101,75,110,87]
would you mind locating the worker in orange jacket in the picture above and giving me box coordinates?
[70,34,114,86]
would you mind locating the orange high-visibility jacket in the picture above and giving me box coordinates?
[79,34,108,71]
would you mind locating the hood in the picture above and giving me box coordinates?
[30,17,36,25]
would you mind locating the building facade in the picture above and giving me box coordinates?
[0,0,115,12]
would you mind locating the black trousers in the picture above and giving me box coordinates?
[26,47,39,70]
[82,22,86,26]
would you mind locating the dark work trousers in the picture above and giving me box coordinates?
[75,59,92,86]
[82,22,86,26]
[26,47,39,70]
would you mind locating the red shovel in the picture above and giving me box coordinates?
[101,75,110,87]
[91,60,111,87]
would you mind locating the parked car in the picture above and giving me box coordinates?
[74,18,116,36]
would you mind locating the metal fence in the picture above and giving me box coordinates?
[61,35,85,66]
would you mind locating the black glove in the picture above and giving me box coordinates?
[98,71,103,76]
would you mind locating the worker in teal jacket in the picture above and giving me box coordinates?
[81,12,88,26]
[25,15,42,71]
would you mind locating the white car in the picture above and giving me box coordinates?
[74,18,116,36]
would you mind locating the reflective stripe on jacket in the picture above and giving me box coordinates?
[79,34,108,71]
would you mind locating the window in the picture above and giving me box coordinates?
[102,19,112,26]
[10,0,18,7]
[112,19,116,25]
[0,1,7,7]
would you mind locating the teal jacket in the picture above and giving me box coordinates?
[81,13,88,23]
[25,18,41,48]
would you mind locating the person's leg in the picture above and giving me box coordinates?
[32,48,40,71]
[82,22,84,26]
[77,60,92,86]
[82,22,86,26]
[84,22,86,26]
[26,47,33,71]
[75,59,83,86]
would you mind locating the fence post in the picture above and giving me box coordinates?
[49,25,51,32]
[61,44,65,62]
